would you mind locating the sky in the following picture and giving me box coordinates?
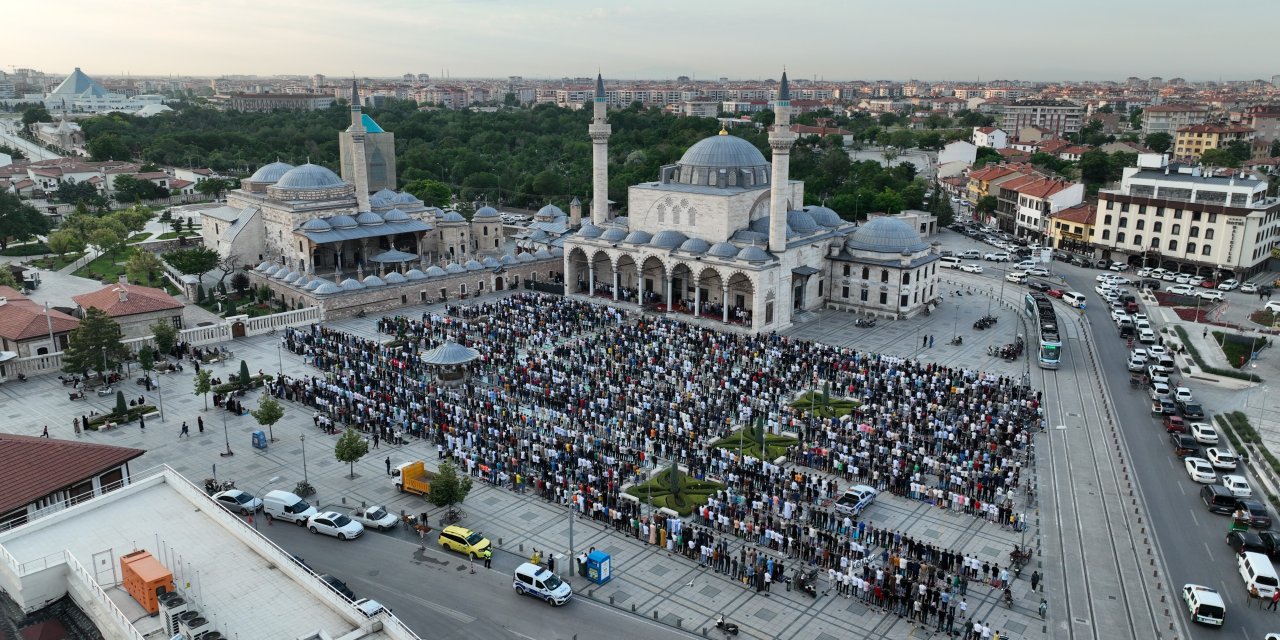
[9,0,1279,82]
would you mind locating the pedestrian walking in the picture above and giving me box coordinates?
[1270,590,1279,611]
[1039,598,1047,619]
[929,335,935,348]
[197,416,204,433]
[922,334,928,348]
[1030,570,1041,592]
[385,456,391,475]
[180,422,190,438]
[139,414,145,430]
[40,426,49,438]
[372,432,379,449]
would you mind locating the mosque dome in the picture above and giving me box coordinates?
[255,261,272,272]
[425,266,448,278]
[339,278,366,291]
[292,275,310,288]
[355,211,384,226]
[678,134,769,171]
[623,230,652,245]
[536,204,565,220]
[445,263,467,274]
[404,268,427,280]
[534,248,552,259]
[551,247,563,257]
[482,256,501,268]
[473,206,500,220]
[248,161,294,183]
[305,278,331,291]
[803,205,843,227]
[439,210,466,223]
[600,226,628,242]
[383,208,410,222]
[786,210,819,234]
[274,163,346,190]
[392,192,420,205]
[679,237,711,254]
[516,252,535,263]
[499,254,517,265]
[846,216,929,253]
[300,218,331,232]
[372,188,398,201]
[737,246,772,262]
[383,271,407,284]
[313,282,341,295]
[706,242,740,259]
[649,230,688,250]
[463,259,484,271]
[577,222,603,238]
[362,275,386,287]
[282,271,302,284]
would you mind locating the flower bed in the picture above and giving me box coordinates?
[85,405,157,430]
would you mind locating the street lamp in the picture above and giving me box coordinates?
[220,411,234,457]
[253,476,281,532]
[301,433,309,486]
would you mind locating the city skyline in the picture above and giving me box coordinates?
[9,0,1279,82]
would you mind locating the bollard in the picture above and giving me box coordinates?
[632,604,636,612]
[653,610,659,619]
[677,618,682,629]
[498,538,502,547]
[610,596,614,605]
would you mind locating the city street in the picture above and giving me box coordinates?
[0,116,62,161]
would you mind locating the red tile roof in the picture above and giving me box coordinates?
[1052,202,1097,225]
[0,286,79,341]
[975,126,999,134]
[0,433,145,513]
[1144,104,1207,113]
[72,283,182,318]
[1177,124,1254,134]
[1019,178,1076,199]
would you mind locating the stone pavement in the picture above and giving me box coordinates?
[0,287,1074,639]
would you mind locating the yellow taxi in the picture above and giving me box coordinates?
[438,525,491,559]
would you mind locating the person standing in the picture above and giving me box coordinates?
[1269,590,1279,611]
[73,417,81,437]
[198,416,204,433]
[922,334,928,348]
[385,456,392,475]
[138,414,145,430]
[929,335,935,348]
[483,547,492,569]
[1030,570,1041,592]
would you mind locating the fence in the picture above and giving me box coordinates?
[236,306,323,337]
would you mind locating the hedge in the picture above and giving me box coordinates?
[791,391,861,420]
[86,405,157,430]
[0,242,49,256]
[1215,412,1280,511]
[624,467,724,517]
[1174,326,1262,382]
[213,374,273,394]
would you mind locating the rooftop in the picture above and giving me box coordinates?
[0,434,143,514]
[72,283,183,317]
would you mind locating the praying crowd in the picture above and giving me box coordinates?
[267,292,1042,634]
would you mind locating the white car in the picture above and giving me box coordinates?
[1132,312,1149,323]
[1184,457,1217,483]
[1218,279,1239,291]
[1265,300,1280,313]
[984,252,1010,262]
[1096,273,1115,283]
[960,263,984,273]
[1150,381,1171,399]
[1138,328,1157,344]
[1096,283,1115,296]
[212,489,262,515]
[1174,386,1194,403]
[349,505,399,531]
[1111,309,1130,323]
[1206,448,1237,471]
[1175,275,1193,284]
[1131,348,1150,361]
[306,511,365,540]
[1166,284,1195,295]
[1161,272,1180,282]
[1127,354,1148,372]
[1137,268,1152,277]
[1135,319,1152,331]
[1222,475,1253,498]
[1189,421,1218,444]
[1197,290,1224,302]
[1241,283,1259,294]
[1148,367,1171,386]
[1027,267,1050,277]
[1147,344,1166,357]
[1005,271,1028,283]
[1110,263,1129,272]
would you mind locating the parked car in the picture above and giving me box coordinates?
[1190,422,1219,444]
[1167,284,1195,295]
[1265,301,1280,313]
[1206,447,1237,471]
[1198,290,1224,302]
[1140,279,1162,290]
[1238,498,1274,529]
[1241,282,1259,294]
[960,264,984,273]
[1027,280,1051,292]
[320,574,355,600]
[212,489,262,515]
[1178,400,1205,419]
[306,511,365,540]
[1174,386,1194,403]
[1184,457,1218,483]
[1222,475,1253,498]
[984,252,1011,262]
[1170,433,1202,457]
[1047,288,1065,299]
[1162,414,1187,432]
[1027,267,1050,277]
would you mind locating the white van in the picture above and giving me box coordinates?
[1181,584,1225,626]
[513,562,573,606]
[262,490,318,525]
[1062,292,1087,309]
[1005,271,1027,284]
[940,256,963,269]
[1238,551,1279,598]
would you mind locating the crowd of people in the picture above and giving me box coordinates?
[269,292,1041,632]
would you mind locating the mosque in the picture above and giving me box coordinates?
[562,73,941,332]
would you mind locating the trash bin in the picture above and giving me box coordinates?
[252,430,267,450]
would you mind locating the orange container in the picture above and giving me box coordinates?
[120,550,174,615]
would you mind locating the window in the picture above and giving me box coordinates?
[1168,239,1178,252]
[1153,221,1162,233]
[1189,226,1200,237]
[1121,203,1130,213]
[1102,230,1111,240]
[1150,236,1159,247]
[1138,205,1147,215]
[879,291,888,305]
[862,267,869,279]
[1154,207,1164,217]
[1104,214,1113,225]
[902,272,911,284]
[1202,245,1212,256]
[1171,224,1181,235]
[1136,220,1145,230]
[880,270,889,283]
[842,286,849,298]
[818,280,824,297]
[483,227,489,236]
[1192,211,1202,221]
[1133,234,1143,246]
[1205,228,1215,240]
[1209,213,1218,224]
[843,265,850,277]
[1117,232,1126,243]
[1173,209,1183,219]
[1119,217,1129,228]
[900,294,909,307]
[860,289,868,302]
[1187,242,1196,254]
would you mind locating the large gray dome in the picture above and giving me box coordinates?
[786,210,819,234]
[649,230,687,249]
[846,216,929,253]
[678,134,769,170]
[473,206,500,220]
[600,226,628,242]
[274,163,345,190]
[803,205,843,227]
[248,161,294,183]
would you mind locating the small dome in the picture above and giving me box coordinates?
[786,210,819,234]
[274,163,345,190]
[482,256,501,268]
[383,271,407,284]
[248,161,294,183]
[293,275,310,288]
[678,134,769,171]
[372,188,397,201]
[749,216,795,238]
[650,230,688,249]
[516,252,535,263]
[393,192,419,204]
[463,259,484,271]
[706,242,740,258]
[339,278,365,291]
[612,216,630,227]
[362,275,386,287]
[623,230,653,245]
[534,248,552,259]
[529,229,549,241]
[445,263,466,274]
[313,282,341,295]
[404,268,427,280]
[846,216,929,253]
[803,205,843,227]
[282,271,302,284]
[537,204,565,219]
[578,222,603,238]
[425,266,448,278]
[679,237,711,254]
[551,247,564,257]
[273,269,296,281]
[383,208,409,222]
[262,264,282,276]
[305,277,331,291]
[300,218,331,232]
[329,215,357,229]
[500,254,517,264]
[255,261,272,272]
[440,210,466,223]
[355,211,384,226]
[473,206,500,220]
[731,229,769,244]
[737,246,772,262]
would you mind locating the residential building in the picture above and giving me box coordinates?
[1093,154,1280,277]
[1141,104,1209,137]
[1173,124,1255,162]
[71,279,184,339]
[680,99,721,118]
[228,92,335,112]
[1245,105,1280,143]
[30,119,83,150]
[0,433,143,530]
[1012,178,1085,242]
[971,126,1008,149]
[999,99,1085,137]
[1047,202,1098,254]
[0,286,78,359]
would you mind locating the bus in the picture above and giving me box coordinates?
[1024,292,1062,369]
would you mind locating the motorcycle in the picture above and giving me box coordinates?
[950,336,963,346]
[15,373,26,382]
[204,478,236,495]
[1002,587,1014,608]
[715,614,739,635]
[854,318,877,328]
[68,390,85,401]
[59,375,81,387]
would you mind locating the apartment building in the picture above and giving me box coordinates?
[228,93,334,112]
[1093,154,1280,277]
[1173,124,1255,162]
[1047,202,1098,254]
[971,127,1008,149]
[999,99,1085,137]
[1245,105,1280,143]
[1141,104,1208,137]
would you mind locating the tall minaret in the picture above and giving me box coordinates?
[767,71,796,254]
[348,80,372,212]
[589,73,611,225]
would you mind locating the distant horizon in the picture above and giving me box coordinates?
[9,0,1279,82]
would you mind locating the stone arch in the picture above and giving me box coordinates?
[725,271,757,326]
[748,191,772,221]
[566,246,591,294]
[669,261,696,310]
[614,253,638,302]
[638,254,667,307]
[587,249,615,297]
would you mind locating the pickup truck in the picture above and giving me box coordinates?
[394,460,436,497]
[350,505,399,531]
[834,485,878,516]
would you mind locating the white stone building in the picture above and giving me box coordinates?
[971,127,1008,150]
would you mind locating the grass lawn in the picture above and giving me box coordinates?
[1250,310,1279,328]
[72,247,137,282]
[713,420,798,460]
[27,252,86,271]
[624,467,724,517]
[125,232,152,244]
[791,391,861,419]
[1212,331,1270,369]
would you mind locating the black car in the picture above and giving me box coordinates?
[1169,433,1201,457]
[1228,530,1269,555]
[1257,530,1280,557]
[1179,401,1206,419]
[320,574,355,600]
[1238,499,1274,529]
[1140,279,1162,290]
[1027,280,1051,292]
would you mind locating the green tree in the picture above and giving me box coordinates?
[1224,140,1254,165]
[0,268,20,290]
[138,345,155,375]
[20,105,52,126]
[114,390,127,418]
[957,110,995,128]
[112,174,167,202]
[0,192,51,251]
[250,393,285,442]
[404,178,452,207]
[1144,132,1173,154]
[164,246,219,281]
[427,460,474,512]
[1270,139,1280,158]
[53,180,103,207]
[149,319,178,356]
[86,132,130,162]
[125,250,164,286]
[195,178,237,199]
[1078,149,1117,189]
[238,359,251,386]
[88,218,127,264]
[976,195,999,215]
[974,147,1002,168]
[230,272,250,296]
[61,307,130,379]
[193,368,212,410]
[334,427,370,478]
[871,187,905,214]
[1198,148,1238,168]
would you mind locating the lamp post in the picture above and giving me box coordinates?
[220,411,234,457]
[253,476,281,532]
[301,433,309,486]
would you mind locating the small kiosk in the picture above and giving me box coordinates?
[585,549,612,585]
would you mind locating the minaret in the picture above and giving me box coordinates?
[348,80,372,212]
[589,73,611,225]
[767,71,796,254]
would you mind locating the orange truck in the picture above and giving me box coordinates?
[394,460,435,496]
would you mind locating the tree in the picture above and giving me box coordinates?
[871,187,905,214]
[61,307,130,379]
[1198,148,1238,169]
[0,268,20,290]
[1270,139,1280,159]
[250,393,285,442]
[239,359,251,387]
[112,174,167,202]
[976,195,999,215]
[334,427,370,478]
[1224,140,1254,165]
[230,272,250,295]
[404,179,451,207]
[193,368,212,410]
[195,178,237,199]
[1078,149,1116,188]
[138,345,155,375]
[86,133,130,162]
[125,250,164,286]
[165,246,219,281]
[88,218,127,264]
[973,147,1002,168]
[1144,132,1173,154]
[53,179,104,207]
[0,193,51,251]
[114,390,127,418]
[20,105,52,126]
[428,460,474,511]
[150,319,178,356]
[881,146,900,167]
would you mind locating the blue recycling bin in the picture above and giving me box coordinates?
[252,430,267,450]
[586,550,612,585]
